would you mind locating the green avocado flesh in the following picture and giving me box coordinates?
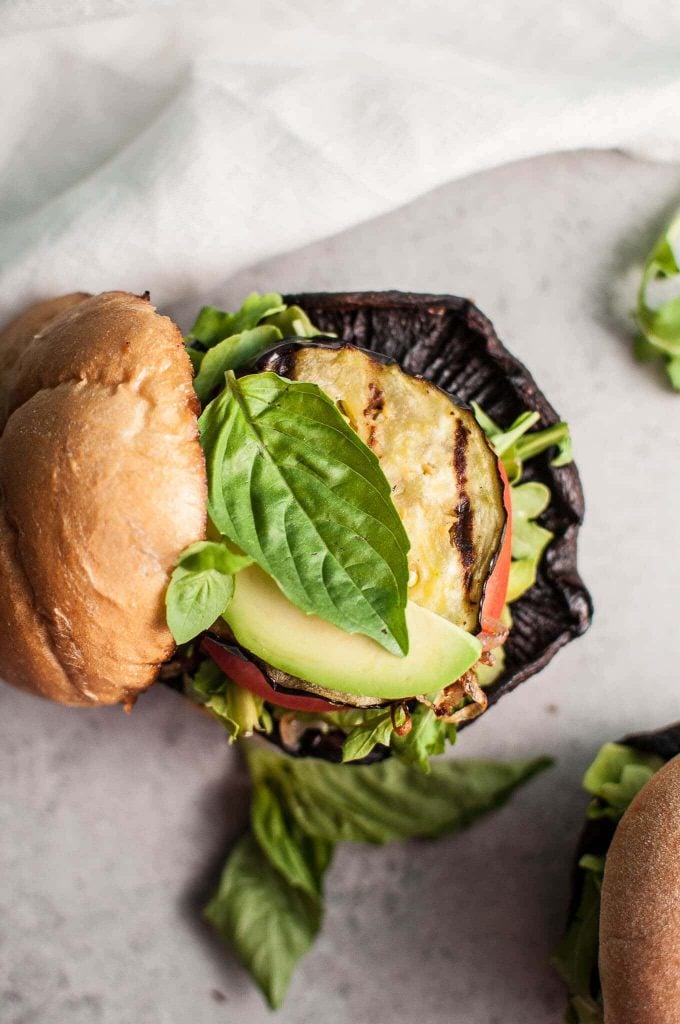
[223,565,482,700]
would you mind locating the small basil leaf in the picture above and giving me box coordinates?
[188,292,286,348]
[200,372,410,656]
[165,540,252,644]
[205,833,322,1010]
[193,325,282,402]
[341,711,393,763]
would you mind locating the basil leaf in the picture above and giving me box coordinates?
[188,292,286,348]
[246,744,552,845]
[200,372,410,655]
[165,540,253,645]
[341,711,393,763]
[251,781,334,897]
[205,833,322,1010]
[193,325,282,402]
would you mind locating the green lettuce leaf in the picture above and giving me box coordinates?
[207,743,551,1008]
[191,659,271,741]
[251,781,334,897]
[246,743,552,845]
[205,833,323,1010]
[506,482,554,603]
[165,540,252,644]
[199,371,410,656]
[635,209,680,388]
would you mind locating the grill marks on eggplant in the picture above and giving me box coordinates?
[265,343,506,635]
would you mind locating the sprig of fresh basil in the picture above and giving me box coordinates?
[199,371,411,656]
[206,744,551,1007]
[635,210,680,390]
[165,540,253,645]
[187,292,287,349]
[186,292,329,402]
[193,324,282,403]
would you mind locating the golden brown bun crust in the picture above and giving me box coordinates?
[0,291,207,706]
[600,755,680,1024]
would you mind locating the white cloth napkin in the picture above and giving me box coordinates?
[1,0,680,323]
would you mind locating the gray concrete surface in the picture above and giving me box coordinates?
[2,148,679,1023]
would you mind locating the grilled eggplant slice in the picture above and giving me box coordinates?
[261,343,506,634]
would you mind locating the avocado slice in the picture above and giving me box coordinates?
[223,564,482,701]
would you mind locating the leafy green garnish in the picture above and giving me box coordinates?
[206,744,552,1007]
[472,403,572,484]
[473,405,572,603]
[193,325,282,403]
[553,743,665,1023]
[506,481,553,603]
[205,833,324,1010]
[199,371,411,656]
[635,210,680,389]
[191,659,271,740]
[186,292,328,403]
[583,742,663,821]
[188,292,286,349]
[165,540,253,644]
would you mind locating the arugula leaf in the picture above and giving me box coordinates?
[634,209,680,389]
[506,482,554,603]
[340,711,393,763]
[191,659,271,740]
[472,403,572,483]
[165,540,252,644]
[188,292,286,349]
[200,371,410,655]
[390,704,457,773]
[251,781,334,897]
[205,833,323,1010]
[193,325,282,403]
[246,743,552,845]
[263,304,324,338]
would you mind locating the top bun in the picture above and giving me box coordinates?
[0,291,206,706]
[599,755,680,1024]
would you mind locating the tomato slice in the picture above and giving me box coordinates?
[202,459,512,711]
[200,636,346,714]
[480,460,512,632]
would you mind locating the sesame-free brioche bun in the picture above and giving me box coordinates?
[599,755,680,1024]
[0,291,207,706]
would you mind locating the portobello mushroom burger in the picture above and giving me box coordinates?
[0,289,590,766]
